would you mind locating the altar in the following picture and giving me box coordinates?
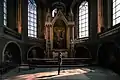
[52,49,68,58]
[44,8,75,58]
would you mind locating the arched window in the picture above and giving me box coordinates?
[52,8,57,17]
[28,0,37,38]
[79,1,88,38]
[113,0,120,26]
[3,0,7,26]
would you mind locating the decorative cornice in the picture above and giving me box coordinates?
[74,37,89,43]
[99,26,120,38]
[68,22,75,26]
[4,27,21,40]
[45,10,75,27]
[45,22,52,26]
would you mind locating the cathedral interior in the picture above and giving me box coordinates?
[0,0,120,79]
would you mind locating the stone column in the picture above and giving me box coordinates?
[21,0,28,63]
[37,5,46,39]
[45,23,52,58]
[48,25,51,58]
[50,25,52,50]
[45,25,47,57]
[74,6,79,38]
[17,0,22,33]
[67,26,70,57]
[21,0,28,42]
[45,26,48,41]
[72,26,74,40]
[70,26,72,40]
[37,5,41,38]
[67,27,70,49]
[70,25,75,58]
[41,7,46,38]
[89,0,97,40]
[45,25,49,58]
[72,25,74,57]
[48,25,50,41]
[107,0,112,29]
[98,0,104,33]
[8,0,16,30]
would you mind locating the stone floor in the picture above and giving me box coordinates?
[1,66,120,80]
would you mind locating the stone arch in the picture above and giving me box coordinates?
[27,46,44,60]
[52,10,68,26]
[52,1,66,13]
[2,41,22,64]
[97,41,120,68]
[75,46,91,58]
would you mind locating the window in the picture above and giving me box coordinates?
[113,0,120,26]
[79,1,88,38]
[28,0,37,38]
[3,0,7,26]
[52,8,57,17]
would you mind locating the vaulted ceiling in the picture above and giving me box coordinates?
[35,0,75,10]
[47,0,73,8]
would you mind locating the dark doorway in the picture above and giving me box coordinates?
[28,47,44,59]
[75,47,91,58]
[97,42,120,72]
[4,42,21,64]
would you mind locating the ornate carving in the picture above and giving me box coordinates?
[68,9,74,21]
[52,10,68,26]
[46,8,52,22]
[45,9,75,58]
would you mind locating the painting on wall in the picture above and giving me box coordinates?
[53,27,66,49]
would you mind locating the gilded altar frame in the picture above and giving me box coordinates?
[45,10,75,58]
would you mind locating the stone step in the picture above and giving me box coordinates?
[18,64,90,69]
[0,62,18,75]
[27,58,92,65]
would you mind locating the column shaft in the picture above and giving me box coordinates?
[21,0,28,41]
[98,0,104,33]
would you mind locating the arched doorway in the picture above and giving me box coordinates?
[27,46,44,59]
[97,42,120,69]
[2,41,21,64]
[75,46,91,58]
[53,19,67,49]
[74,46,91,64]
